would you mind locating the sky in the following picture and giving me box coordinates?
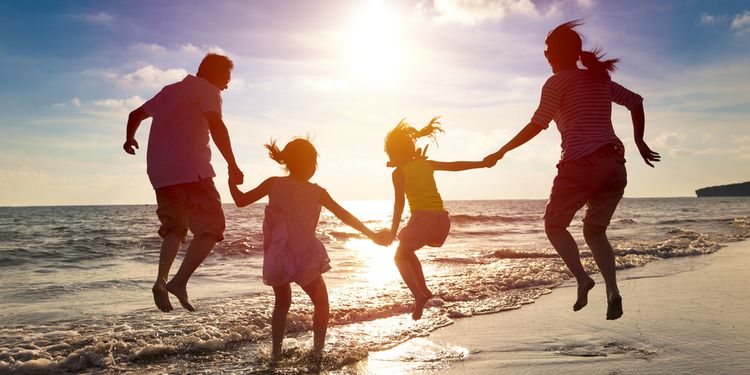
[0,0,749,206]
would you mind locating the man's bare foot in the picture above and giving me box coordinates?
[165,280,195,312]
[606,293,623,320]
[152,282,173,312]
[412,291,433,320]
[573,277,596,311]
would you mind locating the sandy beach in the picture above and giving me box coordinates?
[349,239,750,374]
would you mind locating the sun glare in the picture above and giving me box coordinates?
[344,238,401,285]
[347,0,405,86]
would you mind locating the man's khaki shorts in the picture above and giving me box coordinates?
[155,178,225,242]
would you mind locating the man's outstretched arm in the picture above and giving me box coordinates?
[205,111,244,184]
[123,107,150,155]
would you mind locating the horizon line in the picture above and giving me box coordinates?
[0,195,718,208]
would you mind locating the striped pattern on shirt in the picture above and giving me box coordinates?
[530,69,643,162]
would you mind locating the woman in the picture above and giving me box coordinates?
[484,20,660,320]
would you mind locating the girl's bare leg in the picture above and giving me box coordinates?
[394,245,432,320]
[301,276,329,357]
[271,284,292,362]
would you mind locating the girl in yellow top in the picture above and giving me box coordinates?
[385,117,492,320]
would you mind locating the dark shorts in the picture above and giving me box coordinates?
[154,178,225,242]
[398,210,451,249]
[544,145,628,228]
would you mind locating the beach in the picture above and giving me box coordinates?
[1,198,748,373]
[353,239,750,374]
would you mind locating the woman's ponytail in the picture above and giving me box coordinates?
[580,47,619,81]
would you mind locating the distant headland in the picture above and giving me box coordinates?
[696,181,750,197]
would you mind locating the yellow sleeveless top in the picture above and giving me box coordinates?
[402,158,444,212]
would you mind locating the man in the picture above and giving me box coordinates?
[123,53,244,312]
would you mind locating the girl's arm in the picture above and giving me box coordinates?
[429,160,492,171]
[630,103,660,167]
[229,177,275,207]
[484,121,544,164]
[320,190,377,239]
[390,168,406,238]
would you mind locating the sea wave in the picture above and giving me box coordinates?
[450,214,538,224]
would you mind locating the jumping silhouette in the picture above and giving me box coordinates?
[229,138,390,364]
[384,117,493,320]
[123,53,244,312]
[484,20,660,320]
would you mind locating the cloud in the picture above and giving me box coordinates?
[699,13,718,25]
[129,43,169,55]
[179,43,226,55]
[0,167,50,188]
[91,96,145,111]
[53,96,146,117]
[731,10,750,35]
[654,132,684,148]
[53,97,81,108]
[120,65,188,88]
[67,11,114,26]
[420,0,539,25]
[576,0,596,9]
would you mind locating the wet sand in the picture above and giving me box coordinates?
[352,240,750,374]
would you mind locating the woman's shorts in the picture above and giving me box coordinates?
[544,145,627,229]
[398,210,451,249]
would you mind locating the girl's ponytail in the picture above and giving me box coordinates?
[265,139,285,165]
[415,116,444,142]
[580,47,619,81]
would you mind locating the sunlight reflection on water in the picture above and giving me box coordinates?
[344,238,400,285]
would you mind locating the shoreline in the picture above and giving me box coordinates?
[350,239,750,374]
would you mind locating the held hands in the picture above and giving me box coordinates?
[482,150,505,168]
[123,138,139,155]
[371,229,395,247]
[636,141,661,167]
[228,164,244,185]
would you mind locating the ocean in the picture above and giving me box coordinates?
[1,198,748,373]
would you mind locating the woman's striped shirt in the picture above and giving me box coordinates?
[530,69,643,162]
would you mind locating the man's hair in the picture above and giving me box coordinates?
[197,53,234,81]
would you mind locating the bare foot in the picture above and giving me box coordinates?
[165,280,195,312]
[606,293,623,320]
[310,349,323,372]
[573,277,596,311]
[152,282,173,312]
[270,349,281,365]
[412,291,433,320]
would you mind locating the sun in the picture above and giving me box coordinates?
[347,0,405,86]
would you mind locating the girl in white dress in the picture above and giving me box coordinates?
[229,138,388,363]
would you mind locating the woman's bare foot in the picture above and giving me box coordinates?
[412,291,433,320]
[152,282,173,312]
[165,280,195,312]
[606,293,623,320]
[573,277,596,311]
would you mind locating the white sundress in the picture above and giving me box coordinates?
[262,177,331,287]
